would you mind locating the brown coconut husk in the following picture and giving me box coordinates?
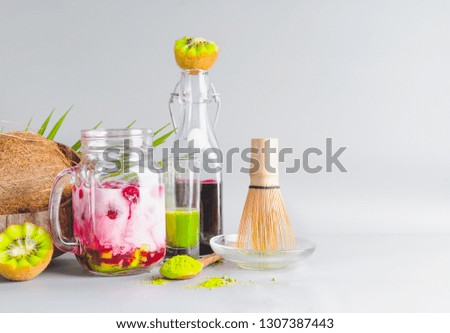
[0,131,80,258]
[0,131,78,214]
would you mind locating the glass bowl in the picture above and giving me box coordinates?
[210,234,315,270]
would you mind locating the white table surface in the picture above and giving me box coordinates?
[1,234,449,313]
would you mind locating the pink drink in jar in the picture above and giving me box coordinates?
[50,128,165,276]
[72,177,165,275]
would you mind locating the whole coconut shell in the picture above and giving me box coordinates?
[0,131,80,258]
[0,131,78,214]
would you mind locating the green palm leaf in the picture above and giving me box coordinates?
[154,122,171,136]
[46,106,73,140]
[126,120,136,128]
[38,108,55,135]
[153,129,176,147]
[24,117,33,132]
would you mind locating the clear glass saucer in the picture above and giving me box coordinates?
[210,234,315,270]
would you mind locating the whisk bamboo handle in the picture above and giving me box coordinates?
[249,138,279,187]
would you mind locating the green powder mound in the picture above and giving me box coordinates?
[196,275,236,289]
[141,277,168,286]
[151,278,168,286]
[160,255,202,279]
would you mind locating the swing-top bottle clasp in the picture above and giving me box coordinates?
[169,71,221,134]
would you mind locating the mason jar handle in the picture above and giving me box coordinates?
[49,167,78,253]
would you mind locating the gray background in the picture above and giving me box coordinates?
[1,0,449,237]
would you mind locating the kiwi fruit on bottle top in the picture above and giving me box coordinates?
[174,36,219,70]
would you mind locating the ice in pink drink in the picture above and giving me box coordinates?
[72,175,165,274]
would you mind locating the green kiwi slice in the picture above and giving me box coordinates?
[0,222,53,280]
[175,36,219,57]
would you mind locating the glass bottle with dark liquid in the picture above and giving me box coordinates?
[169,69,223,254]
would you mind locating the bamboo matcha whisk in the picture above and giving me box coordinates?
[237,138,296,251]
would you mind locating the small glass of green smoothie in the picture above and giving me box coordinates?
[164,156,200,258]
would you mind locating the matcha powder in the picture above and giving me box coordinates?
[160,255,202,279]
[195,276,236,289]
[151,278,168,286]
[158,255,237,289]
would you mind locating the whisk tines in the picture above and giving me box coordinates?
[237,138,296,251]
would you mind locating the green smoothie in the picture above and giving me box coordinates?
[166,210,200,248]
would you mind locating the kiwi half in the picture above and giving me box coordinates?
[174,36,219,70]
[0,222,53,281]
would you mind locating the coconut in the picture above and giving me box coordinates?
[0,131,80,257]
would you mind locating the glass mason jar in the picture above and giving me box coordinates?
[49,129,166,276]
[169,70,223,255]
